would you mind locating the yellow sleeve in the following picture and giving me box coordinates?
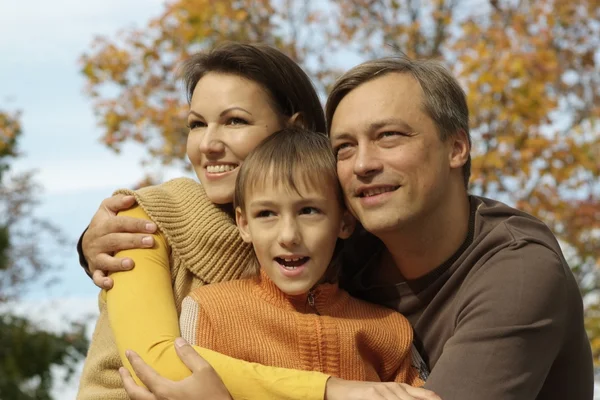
[107,205,329,400]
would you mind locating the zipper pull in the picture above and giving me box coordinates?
[308,291,315,308]
[307,290,320,315]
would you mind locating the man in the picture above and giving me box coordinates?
[78,55,594,400]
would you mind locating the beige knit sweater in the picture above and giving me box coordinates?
[76,178,254,400]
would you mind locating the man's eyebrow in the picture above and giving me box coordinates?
[368,118,413,132]
[331,118,414,141]
[330,132,354,142]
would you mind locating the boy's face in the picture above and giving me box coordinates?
[236,177,354,296]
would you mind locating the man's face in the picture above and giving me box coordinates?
[330,72,455,235]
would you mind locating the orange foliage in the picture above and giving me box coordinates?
[80,0,600,357]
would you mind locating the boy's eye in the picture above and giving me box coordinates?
[300,207,320,215]
[227,117,248,126]
[188,120,206,129]
[256,210,275,218]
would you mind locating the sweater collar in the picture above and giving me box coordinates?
[117,178,254,284]
[253,269,345,315]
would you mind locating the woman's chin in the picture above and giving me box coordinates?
[201,186,235,205]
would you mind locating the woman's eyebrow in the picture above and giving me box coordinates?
[220,107,252,117]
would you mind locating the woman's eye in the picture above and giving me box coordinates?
[188,120,206,129]
[300,207,320,215]
[228,117,248,126]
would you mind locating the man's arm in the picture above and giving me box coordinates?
[77,193,157,289]
[424,242,590,399]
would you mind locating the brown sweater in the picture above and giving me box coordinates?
[181,270,424,385]
[343,195,594,400]
[76,178,254,400]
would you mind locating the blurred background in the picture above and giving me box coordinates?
[1,0,598,398]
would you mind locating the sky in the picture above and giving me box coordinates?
[1,0,178,300]
[1,0,173,397]
[1,0,598,397]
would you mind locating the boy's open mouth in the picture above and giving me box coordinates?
[275,256,310,269]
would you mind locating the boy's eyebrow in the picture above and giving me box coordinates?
[249,200,277,208]
[249,196,329,208]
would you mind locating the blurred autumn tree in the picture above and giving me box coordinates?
[0,110,88,399]
[80,0,600,359]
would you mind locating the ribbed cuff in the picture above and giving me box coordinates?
[77,226,93,278]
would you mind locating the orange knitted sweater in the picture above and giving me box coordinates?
[180,270,424,385]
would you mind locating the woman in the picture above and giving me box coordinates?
[77,43,436,400]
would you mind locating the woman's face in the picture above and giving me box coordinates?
[186,72,285,204]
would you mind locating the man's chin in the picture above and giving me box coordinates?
[359,215,399,235]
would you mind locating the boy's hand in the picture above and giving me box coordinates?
[82,194,157,289]
[119,338,231,400]
[325,377,441,400]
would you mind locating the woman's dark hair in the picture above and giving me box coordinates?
[180,42,326,134]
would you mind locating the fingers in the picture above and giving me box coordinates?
[403,385,441,400]
[102,194,137,215]
[119,367,156,400]
[174,337,212,372]
[126,350,166,393]
[109,215,157,235]
[92,269,113,289]
[95,232,155,258]
[92,250,137,273]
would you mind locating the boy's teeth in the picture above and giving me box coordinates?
[277,256,309,267]
[206,164,236,173]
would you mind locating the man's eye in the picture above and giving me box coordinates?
[335,143,354,159]
[335,143,351,154]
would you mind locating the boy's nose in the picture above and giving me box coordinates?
[278,220,301,247]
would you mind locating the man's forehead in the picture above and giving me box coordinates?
[330,74,421,121]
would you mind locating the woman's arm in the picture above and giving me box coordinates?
[107,205,328,400]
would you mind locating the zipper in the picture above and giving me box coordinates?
[307,290,320,315]
[307,289,323,371]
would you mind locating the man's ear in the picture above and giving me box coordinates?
[449,129,470,169]
[287,112,306,129]
[235,207,253,243]
[338,210,356,240]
